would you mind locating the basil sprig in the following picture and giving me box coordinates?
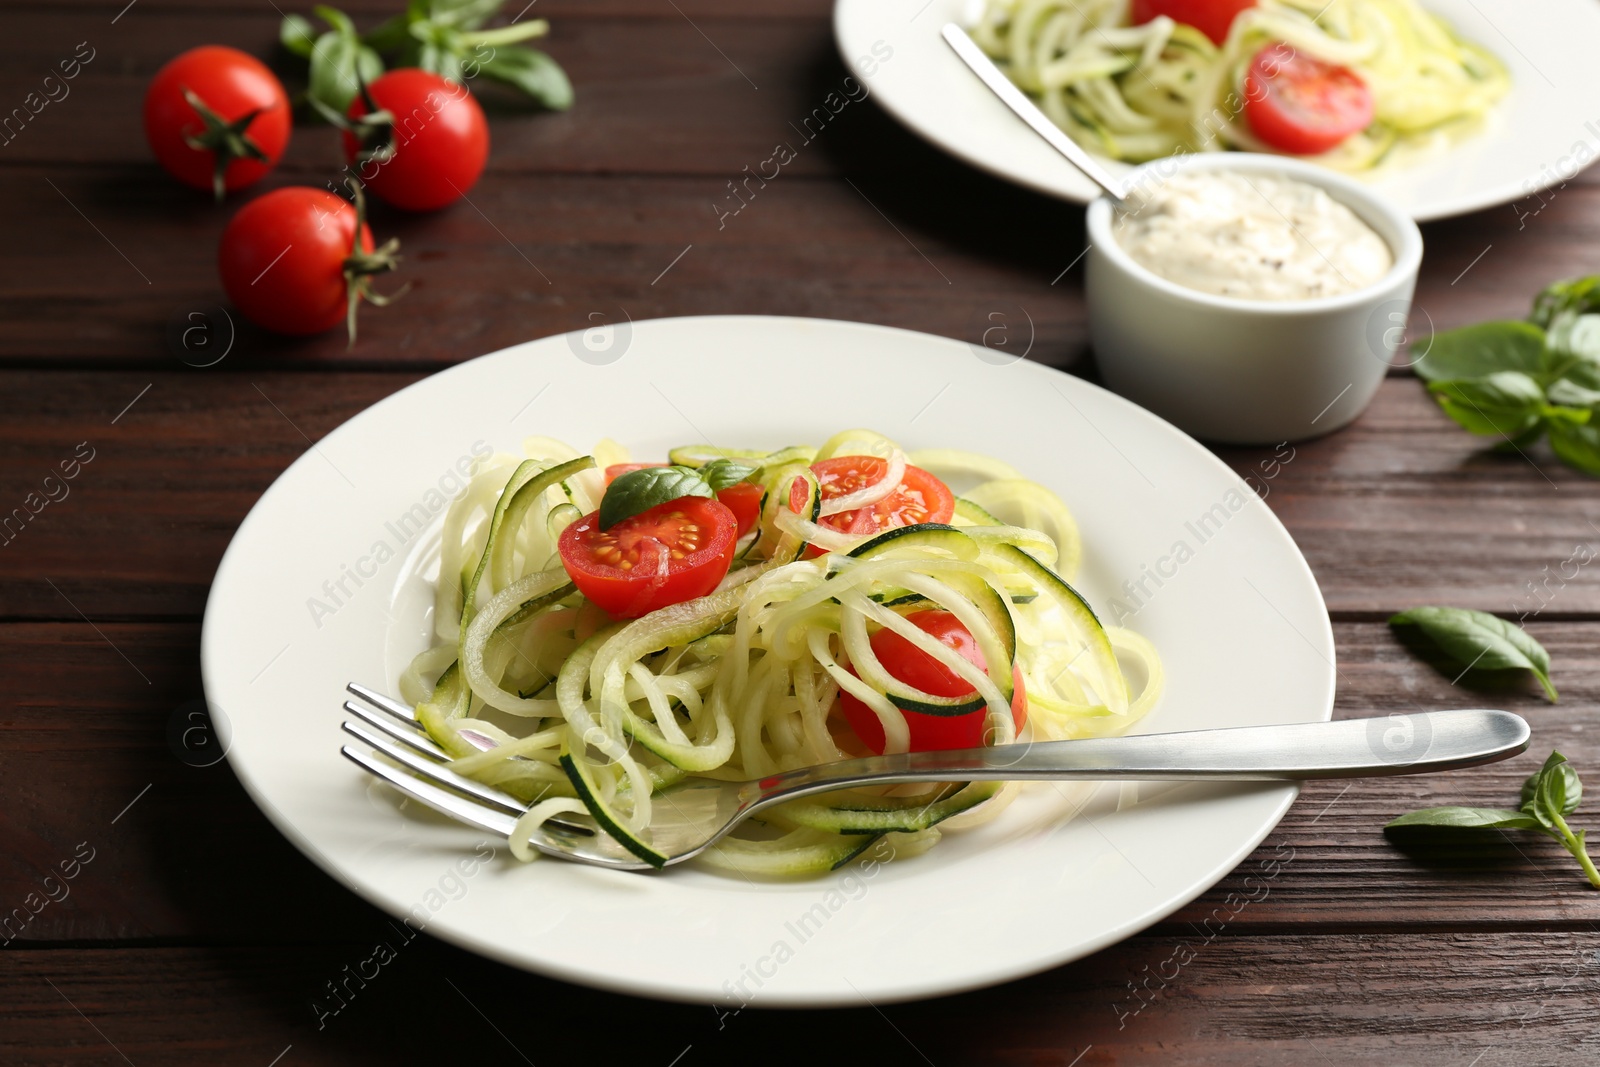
[1387,751,1599,888]
[281,6,382,114]
[280,0,573,115]
[1416,274,1600,476]
[598,459,757,531]
[1389,606,1557,702]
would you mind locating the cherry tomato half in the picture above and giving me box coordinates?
[558,497,738,618]
[809,456,955,536]
[602,463,764,538]
[344,69,489,212]
[604,463,659,484]
[838,610,1028,754]
[219,187,387,336]
[716,482,764,538]
[144,45,291,198]
[1130,0,1256,45]
[1243,42,1374,156]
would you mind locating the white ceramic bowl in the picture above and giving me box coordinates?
[1086,152,1423,445]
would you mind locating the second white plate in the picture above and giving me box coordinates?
[836,0,1600,221]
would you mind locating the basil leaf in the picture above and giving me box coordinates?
[434,47,466,84]
[599,466,713,530]
[312,3,356,35]
[1523,751,1583,825]
[700,458,758,492]
[1385,806,1542,831]
[1523,751,1577,810]
[478,45,574,109]
[431,0,502,30]
[280,13,318,57]
[1427,371,1547,438]
[1389,606,1558,702]
[1390,749,1600,889]
[307,28,383,113]
[361,12,416,53]
[1546,310,1600,365]
[1414,320,1547,384]
[1544,378,1600,409]
[1548,419,1600,478]
[1531,275,1600,329]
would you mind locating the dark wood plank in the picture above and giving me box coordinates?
[4,6,1597,374]
[3,933,1596,1065]
[3,161,1598,370]
[0,622,379,946]
[2,619,1596,948]
[0,161,1087,366]
[1216,380,1600,617]
[1168,622,1600,929]
[27,0,832,18]
[0,11,868,174]
[0,371,415,620]
[5,371,1600,619]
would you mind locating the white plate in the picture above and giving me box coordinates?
[202,316,1334,1006]
[836,0,1600,221]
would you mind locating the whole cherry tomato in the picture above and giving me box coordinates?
[218,186,402,341]
[341,69,489,211]
[144,45,290,200]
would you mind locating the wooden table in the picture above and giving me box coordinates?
[4,2,1599,1063]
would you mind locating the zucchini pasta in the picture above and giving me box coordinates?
[971,0,1509,171]
[398,430,1163,876]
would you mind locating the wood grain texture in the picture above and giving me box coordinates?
[4,372,1600,618]
[2,162,1597,365]
[2,933,1597,1066]
[0,11,873,173]
[4,8,1600,369]
[2,619,1595,948]
[5,0,1600,1059]
[26,0,834,19]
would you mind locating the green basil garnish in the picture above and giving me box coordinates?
[599,466,714,530]
[1387,751,1599,888]
[1389,606,1556,702]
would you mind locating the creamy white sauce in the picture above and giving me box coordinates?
[1112,170,1393,301]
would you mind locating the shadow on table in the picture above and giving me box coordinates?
[789,40,1100,377]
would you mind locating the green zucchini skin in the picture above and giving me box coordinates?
[560,749,669,868]
[774,782,1001,835]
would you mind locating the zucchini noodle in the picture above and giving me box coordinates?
[971,0,1510,172]
[398,433,1163,876]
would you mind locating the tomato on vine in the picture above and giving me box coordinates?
[329,69,490,212]
[218,185,404,343]
[144,45,291,200]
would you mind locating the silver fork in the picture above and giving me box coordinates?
[340,683,1530,871]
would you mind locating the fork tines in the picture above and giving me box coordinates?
[339,682,593,845]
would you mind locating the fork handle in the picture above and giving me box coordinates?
[751,710,1529,803]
